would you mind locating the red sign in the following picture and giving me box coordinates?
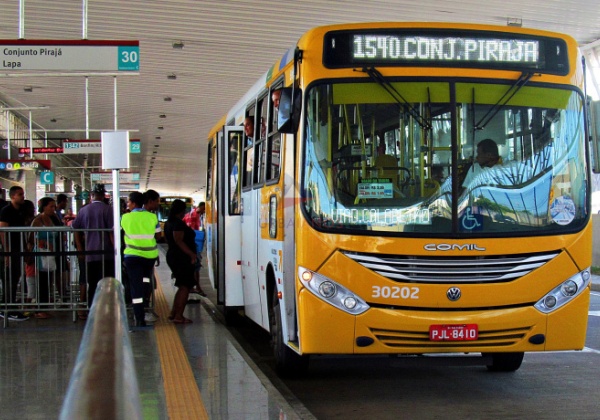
[0,159,51,170]
[19,147,63,154]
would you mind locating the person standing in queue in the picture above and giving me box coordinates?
[165,199,196,324]
[142,189,161,324]
[0,186,29,321]
[183,201,207,298]
[72,184,115,308]
[29,197,60,319]
[55,193,68,224]
[121,191,159,327]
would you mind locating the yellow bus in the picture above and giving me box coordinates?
[206,22,599,375]
[157,195,193,228]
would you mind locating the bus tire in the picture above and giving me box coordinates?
[483,352,524,372]
[270,289,309,377]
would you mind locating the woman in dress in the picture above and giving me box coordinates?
[22,200,36,304]
[165,199,197,324]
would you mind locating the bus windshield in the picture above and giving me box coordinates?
[158,196,193,222]
[301,81,587,236]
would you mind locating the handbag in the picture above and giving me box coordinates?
[37,246,57,272]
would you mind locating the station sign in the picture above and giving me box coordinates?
[63,140,102,154]
[63,139,140,154]
[0,40,139,72]
[105,183,140,191]
[0,159,51,170]
[40,171,55,185]
[91,172,140,183]
[19,147,63,154]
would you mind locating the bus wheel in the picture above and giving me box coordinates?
[270,290,309,377]
[483,352,524,372]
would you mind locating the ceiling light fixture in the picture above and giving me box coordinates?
[157,126,164,130]
[155,136,161,140]
[172,40,185,49]
[159,114,166,119]
[167,73,177,80]
[24,86,33,92]
[164,97,172,102]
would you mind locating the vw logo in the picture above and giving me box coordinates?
[447,287,461,301]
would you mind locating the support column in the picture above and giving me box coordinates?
[24,170,36,204]
[74,184,83,213]
[63,178,73,194]
[63,178,74,212]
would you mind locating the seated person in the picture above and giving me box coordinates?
[461,138,502,190]
[431,165,445,184]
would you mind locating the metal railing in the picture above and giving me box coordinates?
[59,277,142,420]
[0,226,156,326]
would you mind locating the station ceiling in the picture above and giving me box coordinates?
[1,0,599,198]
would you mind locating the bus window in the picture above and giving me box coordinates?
[266,85,283,182]
[254,96,268,185]
[258,96,267,141]
[206,141,214,201]
[229,131,241,214]
[242,112,255,188]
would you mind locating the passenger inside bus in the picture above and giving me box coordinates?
[461,138,502,189]
[243,116,255,186]
[431,165,445,184]
[243,116,254,145]
[271,89,281,111]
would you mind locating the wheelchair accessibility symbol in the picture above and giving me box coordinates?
[460,207,483,231]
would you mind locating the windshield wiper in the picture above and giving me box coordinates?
[360,66,432,130]
[474,72,535,130]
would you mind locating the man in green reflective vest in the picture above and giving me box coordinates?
[121,191,159,327]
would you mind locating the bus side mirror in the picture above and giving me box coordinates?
[277,87,301,134]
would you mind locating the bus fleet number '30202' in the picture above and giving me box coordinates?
[372,286,419,299]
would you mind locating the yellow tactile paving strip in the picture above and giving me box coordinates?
[153,272,209,420]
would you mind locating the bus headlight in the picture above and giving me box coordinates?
[298,266,369,315]
[561,280,578,297]
[534,268,591,314]
[318,281,336,298]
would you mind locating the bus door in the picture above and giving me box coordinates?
[206,139,217,289]
[216,126,244,307]
[240,120,263,325]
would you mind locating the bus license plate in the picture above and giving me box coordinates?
[429,324,478,341]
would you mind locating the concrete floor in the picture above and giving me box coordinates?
[0,247,305,420]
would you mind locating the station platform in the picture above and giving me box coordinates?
[0,246,311,419]
[2,244,598,419]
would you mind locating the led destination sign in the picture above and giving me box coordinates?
[353,36,539,64]
[323,29,568,74]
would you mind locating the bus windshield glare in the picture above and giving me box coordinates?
[301,81,587,236]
